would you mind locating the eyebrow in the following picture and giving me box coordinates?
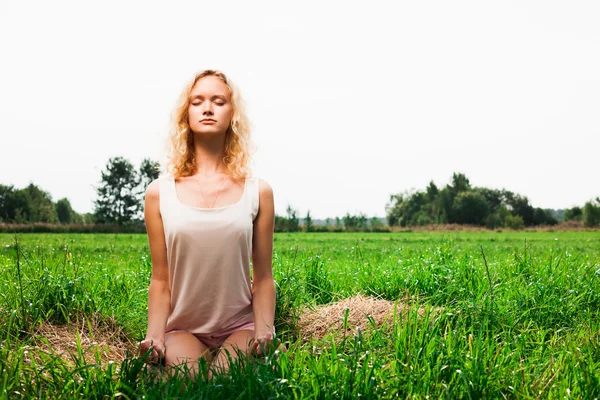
[189,94,228,101]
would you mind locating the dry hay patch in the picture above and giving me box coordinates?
[28,313,137,367]
[298,294,434,342]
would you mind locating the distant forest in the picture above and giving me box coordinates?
[383,172,600,230]
[1,160,599,233]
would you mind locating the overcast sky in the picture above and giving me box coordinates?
[1,1,598,219]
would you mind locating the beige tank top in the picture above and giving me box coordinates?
[158,174,259,335]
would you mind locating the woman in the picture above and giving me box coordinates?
[139,69,276,378]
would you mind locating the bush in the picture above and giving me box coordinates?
[415,212,433,226]
[504,214,524,230]
[486,213,503,229]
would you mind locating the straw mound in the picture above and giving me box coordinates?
[29,314,137,366]
[298,294,424,341]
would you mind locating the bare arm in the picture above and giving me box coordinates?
[251,179,276,346]
[139,179,171,360]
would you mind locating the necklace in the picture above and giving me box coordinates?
[196,174,227,208]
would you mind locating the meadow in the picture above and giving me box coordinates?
[0,231,599,399]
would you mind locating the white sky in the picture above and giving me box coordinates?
[1,1,599,219]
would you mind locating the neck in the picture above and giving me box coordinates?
[192,131,228,176]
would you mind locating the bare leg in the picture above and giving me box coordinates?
[164,331,213,379]
[211,329,254,375]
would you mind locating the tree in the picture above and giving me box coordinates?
[286,205,299,232]
[486,206,510,229]
[385,190,429,227]
[583,198,600,227]
[449,173,471,197]
[475,187,504,212]
[304,210,314,232]
[532,208,558,226]
[135,158,161,220]
[424,181,442,223]
[18,184,58,223]
[385,193,404,227]
[274,214,288,232]
[369,217,384,231]
[0,184,21,222]
[1,184,62,223]
[504,192,534,226]
[564,207,583,221]
[94,157,140,225]
[341,212,369,230]
[335,217,342,229]
[452,191,490,225]
[436,187,453,224]
[357,213,368,229]
[56,198,74,224]
[425,181,439,202]
[343,213,358,230]
[139,158,161,195]
[444,173,472,223]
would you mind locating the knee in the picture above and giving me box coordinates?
[163,331,213,375]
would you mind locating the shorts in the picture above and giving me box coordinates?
[166,321,255,351]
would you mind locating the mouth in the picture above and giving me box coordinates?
[201,119,216,123]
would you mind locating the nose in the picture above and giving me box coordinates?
[202,101,214,115]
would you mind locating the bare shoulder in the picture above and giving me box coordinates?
[145,178,161,204]
[144,178,164,233]
[257,178,274,218]
[257,178,273,198]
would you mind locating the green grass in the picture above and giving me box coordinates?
[1,231,599,398]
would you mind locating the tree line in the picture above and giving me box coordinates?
[385,172,600,228]
[0,183,93,225]
[0,157,160,227]
[274,207,388,232]
[1,164,598,231]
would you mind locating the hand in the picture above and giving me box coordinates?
[138,337,166,365]
[249,331,277,357]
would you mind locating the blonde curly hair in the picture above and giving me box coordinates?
[165,69,254,179]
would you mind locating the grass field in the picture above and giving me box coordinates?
[1,231,599,398]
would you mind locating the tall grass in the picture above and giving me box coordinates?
[0,231,599,398]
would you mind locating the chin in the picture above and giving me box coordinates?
[194,128,225,135]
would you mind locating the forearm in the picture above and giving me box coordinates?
[146,279,171,339]
[252,277,276,336]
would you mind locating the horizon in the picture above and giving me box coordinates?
[0,171,586,221]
